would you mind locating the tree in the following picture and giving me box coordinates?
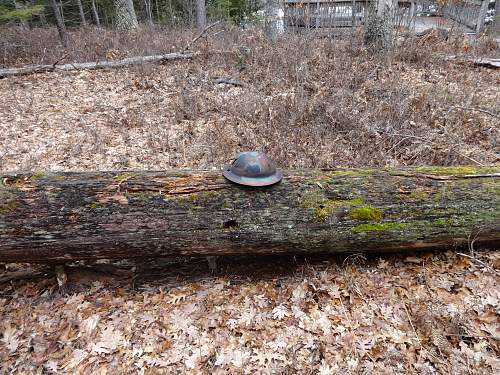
[48,0,66,43]
[90,0,100,27]
[494,0,500,35]
[114,0,138,30]
[76,0,87,26]
[364,0,396,51]
[196,0,206,29]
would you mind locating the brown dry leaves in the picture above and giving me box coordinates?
[1,251,499,374]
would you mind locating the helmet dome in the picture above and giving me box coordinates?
[223,151,283,187]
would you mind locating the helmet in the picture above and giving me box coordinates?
[223,151,283,187]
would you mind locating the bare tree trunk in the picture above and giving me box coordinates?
[493,0,500,35]
[168,0,174,25]
[114,0,139,30]
[196,0,206,30]
[364,0,396,51]
[91,0,101,27]
[144,0,153,25]
[59,0,65,24]
[48,0,66,44]
[76,0,87,26]
[0,167,498,263]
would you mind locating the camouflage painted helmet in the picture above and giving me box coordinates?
[223,151,283,187]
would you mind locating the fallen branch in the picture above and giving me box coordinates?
[0,52,194,78]
[471,58,500,69]
[0,166,499,263]
[215,77,246,87]
[451,106,500,119]
[185,21,222,51]
[446,55,500,69]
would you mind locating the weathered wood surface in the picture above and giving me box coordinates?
[0,52,193,78]
[0,167,499,263]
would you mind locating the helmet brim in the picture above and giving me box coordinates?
[223,165,283,187]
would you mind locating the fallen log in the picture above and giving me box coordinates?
[445,55,500,69]
[0,52,194,78]
[0,167,498,263]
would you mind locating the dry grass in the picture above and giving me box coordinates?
[1,25,498,172]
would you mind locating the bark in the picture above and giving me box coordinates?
[0,167,498,263]
[364,0,396,51]
[0,52,194,78]
[445,55,500,69]
[76,0,87,26]
[48,0,66,44]
[90,0,100,27]
[196,0,206,30]
[114,0,139,30]
[495,0,500,34]
[143,0,153,25]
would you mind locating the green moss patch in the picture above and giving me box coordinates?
[112,172,136,183]
[88,202,100,209]
[301,189,365,222]
[0,200,17,213]
[350,206,382,221]
[415,166,498,175]
[315,200,335,222]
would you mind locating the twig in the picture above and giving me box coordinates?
[215,77,246,87]
[403,302,422,350]
[444,333,499,340]
[52,52,69,68]
[451,106,500,119]
[456,252,499,276]
[185,21,222,51]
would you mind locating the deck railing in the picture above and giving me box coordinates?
[282,0,490,32]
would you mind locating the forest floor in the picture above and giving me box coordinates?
[0,26,499,374]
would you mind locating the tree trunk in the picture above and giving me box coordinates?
[48,0,66,44]
[196,0,206,30]
[114,0,139,30]
[144,0,153,25]
[0,52,194,78]
[364,0,395,51]
[0,167,498,263]
[58,0,65,24]
[494,0,500,35]
[76,0,87,26]
[91,0,101,27]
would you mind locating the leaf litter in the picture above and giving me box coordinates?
[0,250,498,374]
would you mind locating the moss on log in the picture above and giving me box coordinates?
[0,167,499,262]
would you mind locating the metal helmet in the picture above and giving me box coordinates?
[223,151,283,187]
